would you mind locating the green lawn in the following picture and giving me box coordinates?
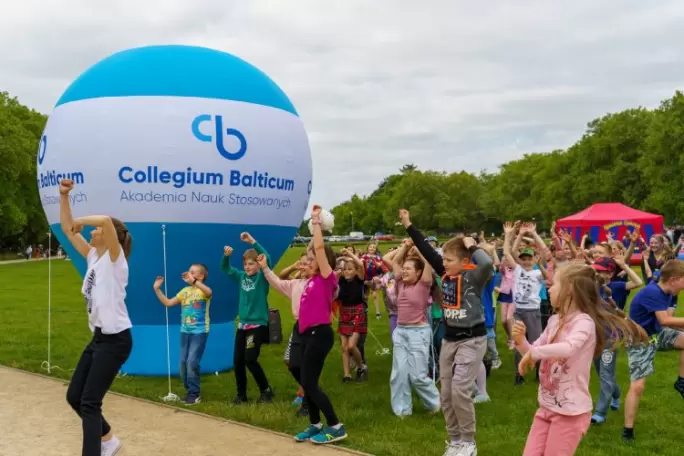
[1,252,682,456]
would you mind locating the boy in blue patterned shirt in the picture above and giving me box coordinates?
[154,264,212,405]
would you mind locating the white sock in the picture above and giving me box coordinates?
[312,423,323,429]
[332,423,343,430]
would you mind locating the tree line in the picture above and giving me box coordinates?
[323,91,684,237]
[2,90,684,251]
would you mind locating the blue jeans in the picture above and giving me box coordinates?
[593,347,620,416]
[390,325,440,416]
[180,332,208,396]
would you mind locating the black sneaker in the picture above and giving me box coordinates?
[674,378,684,399]
[342,375,353,383]
[232,395,248,405]
[515,375,526,386]
[258,388,275,404]
[356,367,368,383]
[296,404,309,417]
[622,428,635,444]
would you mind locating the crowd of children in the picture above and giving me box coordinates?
[151,206,684,456]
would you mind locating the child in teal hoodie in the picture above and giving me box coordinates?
[221,232,274,404]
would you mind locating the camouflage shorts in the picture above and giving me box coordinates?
[626,328,683,382]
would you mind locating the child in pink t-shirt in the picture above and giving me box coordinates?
[293,206,347,445]
[513,263,647,456]
[389,241,440,417]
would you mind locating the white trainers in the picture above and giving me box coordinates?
[491,359,502,369]
[456,441,477,456]
[101,435,122,456]
[443,441,463,456]
[473,394,490,404]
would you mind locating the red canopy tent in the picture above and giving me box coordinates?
[556,203,663,264]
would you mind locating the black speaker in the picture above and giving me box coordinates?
[268,308,283,344]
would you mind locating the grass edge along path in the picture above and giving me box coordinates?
[1,254,683,455]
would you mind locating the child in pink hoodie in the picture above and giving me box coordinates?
[513,262,647,456]
[258,254,310,415]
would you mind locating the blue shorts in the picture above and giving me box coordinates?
[498,292,513,304]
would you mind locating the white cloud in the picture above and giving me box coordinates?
[2,0,684,214]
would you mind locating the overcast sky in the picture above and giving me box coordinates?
[2,1,684,213]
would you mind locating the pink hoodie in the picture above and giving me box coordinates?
[516,312,596,416]
[263,269,307,320]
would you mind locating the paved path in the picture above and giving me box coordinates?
[0,366,367,456]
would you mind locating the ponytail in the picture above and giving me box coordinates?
[111,218,133,259]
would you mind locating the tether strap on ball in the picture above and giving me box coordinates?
[161,224,180,403]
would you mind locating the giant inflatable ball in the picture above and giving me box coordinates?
[36,45,313,375]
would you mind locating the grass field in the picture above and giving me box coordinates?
[1,251,682,456]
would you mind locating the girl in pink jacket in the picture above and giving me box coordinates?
[513,263,647,456]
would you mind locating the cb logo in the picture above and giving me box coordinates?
[37,135,47,165]
[192,115,247,160]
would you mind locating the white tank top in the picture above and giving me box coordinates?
[81,248,132,334]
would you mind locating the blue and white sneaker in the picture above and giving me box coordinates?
[611,397,620,411]
[294,424,322,442]
[311,425,348,444]
[292,395,303,407]
[591,413,606,424]
[184,395,201,406]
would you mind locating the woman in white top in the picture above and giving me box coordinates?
[59,178,133,456]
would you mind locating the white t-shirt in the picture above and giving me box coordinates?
[513,265,543,310]
[82,248,132,334]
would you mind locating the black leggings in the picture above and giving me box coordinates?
[300,324,339,426]
[234,326,270,397]
[66,328,132,456]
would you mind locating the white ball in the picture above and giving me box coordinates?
[309,209,335,234]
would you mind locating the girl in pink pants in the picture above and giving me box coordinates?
[512,262,647,456]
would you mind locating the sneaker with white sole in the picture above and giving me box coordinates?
[443,441,463,456]
[456,441,477,456]
[101,435,122,456]
[491,359,502,369]
[473,394,490,404]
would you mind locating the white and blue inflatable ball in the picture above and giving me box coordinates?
[36,45,312,375]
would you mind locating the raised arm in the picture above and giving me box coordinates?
[414,246,434,284]
[536,256,548,280]
[382,248,399,269]
[278,262,300,280]
[502,221,518,268]
[220,246,241,281]
[527,223,550,265]
[241,232,271,267]
[613,252,643,290]
[257,254,296,298]
[624,229,639,263]
[341,248,365,280]
[181,271,212,298]
[468,239,494,286]
[73,215,122,262]
[58,179,92,258]
[641,249,653,282]
[152,277,180,307]
[400,209,445,275]
[311,206,333,279]
[391,241,411,279]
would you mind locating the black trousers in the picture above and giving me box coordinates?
[234,326,270,397]
[66,328,132,456]
[300,324,339,426]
